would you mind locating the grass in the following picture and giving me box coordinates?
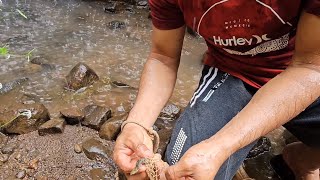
[25,48,35,61]
[16,9,27,19]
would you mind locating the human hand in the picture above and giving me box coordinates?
[113,123,154,180]
[164,140,228,180]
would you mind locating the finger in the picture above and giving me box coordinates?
[114,151,136,172]
[134,143,153,158]
[165,163,190,180]
[126,171,148,180]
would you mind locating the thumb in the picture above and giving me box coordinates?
[134,143,153,158]
[165,163,190,180]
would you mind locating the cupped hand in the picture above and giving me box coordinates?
[164,140,227,180]
[113,123,154,179]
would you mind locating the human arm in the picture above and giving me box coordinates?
[165,12,320,179]
[113,25,185,179]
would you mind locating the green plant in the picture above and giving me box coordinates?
[25,48,35,61]
[0,46,8,56]
[16,9,27,19]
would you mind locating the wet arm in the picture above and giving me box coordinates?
[125,26,185,128]
[207,12,320,158]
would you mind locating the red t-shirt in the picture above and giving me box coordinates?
[149,0,320,88]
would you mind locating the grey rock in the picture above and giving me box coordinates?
[82,105,112,131]
[16,170,26,179]
[159,104,181,120]
[107,20,126,30]
[66,63,99,91]
[1,143,16,155]
[99,114,127,141]
[136,0,148,9]
[38,118,66,136]
[0,77,29,95]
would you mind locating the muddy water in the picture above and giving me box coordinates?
[0,0,206,117]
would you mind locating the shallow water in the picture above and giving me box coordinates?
[0,0,206,117]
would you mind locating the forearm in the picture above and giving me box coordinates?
[127,53,179,127]
[208,64,320,157]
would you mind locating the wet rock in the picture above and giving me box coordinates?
[74,144,82,154]
[0,77,29,95]
[111,81,130,88]
[157,128,173,157]
[38,118,66,136]
[30,57,56,71]
[159,104,181,120]
[82,138,112,160]
[155,117,175,130]
[99,114,127,141]
[125,5,135,13]
[0,103,50,134]
[1,143,16,155]
[82,105,112,131]
[16,170,26,179]
[155,104,181,131]
[89,168,107,180]
[104,1,118,14]
[0,154,9,163]
[246,137,271,159]
[136,0,148,9]
[244,137,278,180]
[66,62,99,91]
[107,20,126,30]
[60,108,84,125]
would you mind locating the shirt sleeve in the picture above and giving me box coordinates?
[304,0,320,16]
[149,0,185,30]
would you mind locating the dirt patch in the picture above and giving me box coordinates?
[0,125,117,180]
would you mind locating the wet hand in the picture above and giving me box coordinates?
[113,123,154,179]
[164,140,226,180]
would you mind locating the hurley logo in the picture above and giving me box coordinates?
[209,34,271,46]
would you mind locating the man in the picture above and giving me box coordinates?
[113,0,320,179]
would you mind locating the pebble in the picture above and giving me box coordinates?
[28,159,39,169]
[16,170,26,179]
[15,153,21,160]
[74,144,82,154]
[1,143,16,155]
[0,153,9,163]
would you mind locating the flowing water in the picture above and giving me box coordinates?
[0,0,206,117]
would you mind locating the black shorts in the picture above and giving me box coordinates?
[284,98,320,148]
